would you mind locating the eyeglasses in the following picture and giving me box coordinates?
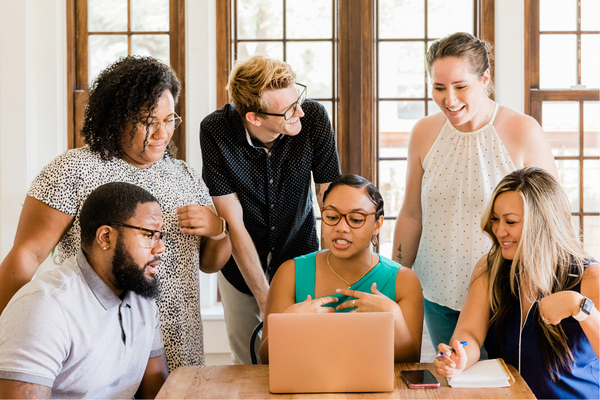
[142,114,182,135]
[256,83,307,121]
[320,208,376,229]
[110,222,168,248]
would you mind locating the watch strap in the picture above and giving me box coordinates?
[210,217,228,240]
[573,296,593,322]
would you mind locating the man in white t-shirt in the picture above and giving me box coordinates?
[0,182,168,399]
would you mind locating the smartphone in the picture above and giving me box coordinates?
[400,369,441,389]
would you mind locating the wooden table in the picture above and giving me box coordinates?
[156,363,536,399]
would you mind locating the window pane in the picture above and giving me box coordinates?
[237,0,283,39]
[131,0,169,32]
[427,0,473,39]
[379,42,425,98]
[427,100,440,116]
[379,160,407,218]
[572,215,581,239]
[584,102,600,157]
[583,216,599,257]
[287,42,332,99]
[542,102,579,156]
[379,0,424,39]
[131,34,170,65]
[379,101,423,158]
[88,35,128,85]
[317,101,333,121]
[556,159,580,212]
[584,160,600,212]
[539,34,577,89]
[581,0,600,31]
[237,42,284,61]
[286,0,332,39]
[581,35,600,89]
[88,0,127,32]
[379,220,397,261]
[539,0,577,31]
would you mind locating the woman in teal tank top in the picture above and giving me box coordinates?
[260,175,424,364]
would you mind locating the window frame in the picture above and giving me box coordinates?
[216,0,494,252]
[524,0,600,243]
[216,0,494,184]
[66,0,186,158]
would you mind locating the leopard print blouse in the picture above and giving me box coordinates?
[28,146,211,371]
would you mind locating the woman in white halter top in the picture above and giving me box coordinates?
[392,32,558,354]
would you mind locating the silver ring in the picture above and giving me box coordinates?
[353,290,357,297]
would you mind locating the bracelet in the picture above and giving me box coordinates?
[209,217,229,240]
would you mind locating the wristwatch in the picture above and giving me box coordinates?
[210,218,229,240]
[573,296,594,322]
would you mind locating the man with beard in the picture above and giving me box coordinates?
[0,182,168,399]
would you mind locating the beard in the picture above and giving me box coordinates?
[111,238,159,299]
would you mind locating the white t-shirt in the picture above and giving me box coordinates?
[0,250,164,399]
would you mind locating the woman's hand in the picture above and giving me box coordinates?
[539,290,584,325]
[433,340,468,378]
[335,283,399,313]
[177,205,223,237]
[284,295,337,314]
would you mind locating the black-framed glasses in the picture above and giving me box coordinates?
[110,222,168,248]
[320,208,376,229]
[142,113,182,135]
[256,83,307,121]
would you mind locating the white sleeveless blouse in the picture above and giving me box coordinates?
[414,103,516,310]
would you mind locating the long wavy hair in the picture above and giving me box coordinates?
[81,55,181,161]
[480,167,589,380]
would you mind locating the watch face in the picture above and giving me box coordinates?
[582,297,594,315]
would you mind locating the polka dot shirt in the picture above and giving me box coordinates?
[27,146,212,371]
[414,104,516,310]
[200,100,340,294]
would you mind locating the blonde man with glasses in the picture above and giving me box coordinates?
[200,55,340,364]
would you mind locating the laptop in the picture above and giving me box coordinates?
[268,312,395,393]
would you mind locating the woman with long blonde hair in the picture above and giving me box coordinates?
[435,167,599,399]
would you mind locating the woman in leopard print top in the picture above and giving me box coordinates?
[0,56,231,371]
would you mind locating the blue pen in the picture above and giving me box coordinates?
[437,341,467,358]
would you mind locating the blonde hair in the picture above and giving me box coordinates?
[480,166,589,379]
[226,55,296,118]
[426,32,494,96]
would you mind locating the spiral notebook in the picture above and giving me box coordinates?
[268,312,395,393]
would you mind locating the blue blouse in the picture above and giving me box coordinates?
[485,260,599,399]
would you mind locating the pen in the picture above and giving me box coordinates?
[437,341,467,358]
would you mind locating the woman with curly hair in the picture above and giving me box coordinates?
[0,56,231,371]
[434,167,599,399]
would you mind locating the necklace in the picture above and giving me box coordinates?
[127,162,157,197]
[474,99,494,131]
[327,251,375,289]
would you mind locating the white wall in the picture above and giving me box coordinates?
[0,0,524,360]
[0,0,67,273]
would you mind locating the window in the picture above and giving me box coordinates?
[525,0,600,256]
[67,0,186,157]
[217,0,494,253]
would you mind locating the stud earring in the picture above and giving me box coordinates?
[103,247,107,250]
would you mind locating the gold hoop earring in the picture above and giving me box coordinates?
[371,235,378,247]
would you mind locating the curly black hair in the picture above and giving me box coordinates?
[81,55,181,160]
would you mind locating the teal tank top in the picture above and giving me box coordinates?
[294,251,400,312]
